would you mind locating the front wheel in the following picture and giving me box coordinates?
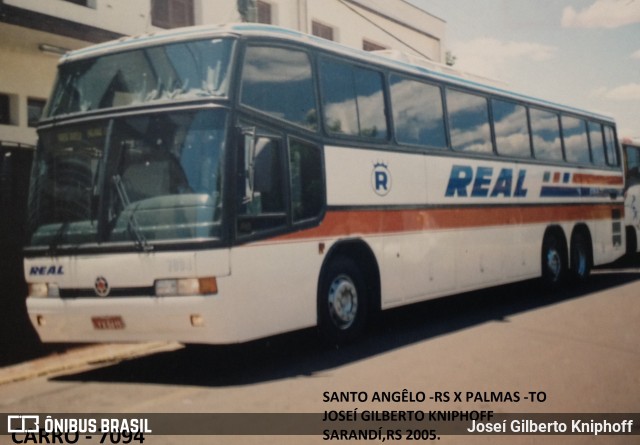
[318,257,368,344]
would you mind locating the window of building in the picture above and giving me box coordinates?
[257,1,272,24]
[389,75,446,149]
[492,99,531,158]
[312,21,335,41]
[319,57,388,140]
[446,89,492,154]
[28,99,47,128]
[241,45,317,131]
[363,40,387,52]
[530,108,563,161]
[0,94,10,125]
[151,0,194,29]
[0,94,17,126]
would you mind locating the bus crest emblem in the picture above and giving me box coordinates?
[95,276,110,297]
[372,162,392,196]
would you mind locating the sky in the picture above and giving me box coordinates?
[407,0,640,141]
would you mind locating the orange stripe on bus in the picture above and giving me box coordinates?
[572,174,624,185]
[276,204,622,241]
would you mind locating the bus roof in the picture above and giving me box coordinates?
[60,23,615,123]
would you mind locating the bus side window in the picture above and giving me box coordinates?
[625,146,640,186]
[289,139,323,222]
[492,98,531,158]
[530,108,563,161]
[588,122,607,166]
[446,89,492,154]
[389,74,447,149]
[319,57,388,140]
[238,131,287,235]
[240,45,317,131]
[561,116,590,164]
[604,125,620,166]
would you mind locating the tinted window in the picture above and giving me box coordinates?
[289,139,323,221]
[29,109,227,247]
[604,125,619,166]
[241,46,318,130]
[237,132,287,235]
[446,89,492,153]
[562,116,590,164]
[626,145,640,186]
[492,99,531,158]
[530,108,563,161]
[389,75,446,149]
[47,39,233,117]
[588,122,607,166]
[320,58,387,139]
[28,98,46,127]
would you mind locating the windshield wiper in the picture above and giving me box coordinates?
[112,174,153,252]
[47,220,70,255]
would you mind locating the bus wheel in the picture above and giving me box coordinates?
[541,231,566,288]
[570,231,591,282]
[318,256,367,344]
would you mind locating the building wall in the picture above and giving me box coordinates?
[199,0,445,61]
[0,24,71,145]
[4,0,153,36]
[305,0,443,60]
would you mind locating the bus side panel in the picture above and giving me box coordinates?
[627,183,640,253]
[323,145,625,308]
[224,240,325,341]
[624,144,640,253]
[374,223,543,310]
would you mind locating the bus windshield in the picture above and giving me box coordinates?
[28,108,227,249]
[45,38,233,117]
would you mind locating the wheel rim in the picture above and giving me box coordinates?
[328,274,358,330]
[546,248,562,282]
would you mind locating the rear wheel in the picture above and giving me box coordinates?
[541,231,566,288]
[570,231,592,283]
[318,256,368,344]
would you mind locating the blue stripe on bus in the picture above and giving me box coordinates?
[540,187,621,198]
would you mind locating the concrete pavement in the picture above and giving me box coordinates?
[0,342,181,386]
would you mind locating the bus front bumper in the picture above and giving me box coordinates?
[26,295,241,345]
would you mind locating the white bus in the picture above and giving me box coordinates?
[25,24,625,345]
[623,142,640,254]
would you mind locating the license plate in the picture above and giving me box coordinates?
[92,316,125,330]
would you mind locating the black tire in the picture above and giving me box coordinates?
[570,231,592,283]
[317,256,368,344]
[541,231,567,288]
[626,226,638,256]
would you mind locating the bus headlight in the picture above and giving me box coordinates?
[28,283,60,298]
[154,277,218,297]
